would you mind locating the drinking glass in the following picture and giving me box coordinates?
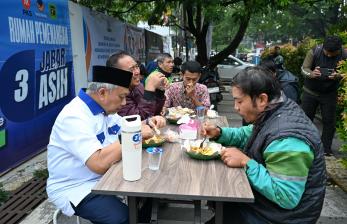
[146,147,162,170]
[196,106,205,121]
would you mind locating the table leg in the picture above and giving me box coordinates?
[193,200,201,223]
[150,198,159,224]
[128,196,138,224]
[215,202,223,224]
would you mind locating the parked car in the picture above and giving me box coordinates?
[217,55,254,82]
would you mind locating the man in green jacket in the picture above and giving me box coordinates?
[203,67,326,224]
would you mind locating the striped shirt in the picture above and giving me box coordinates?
[164,81,210,110]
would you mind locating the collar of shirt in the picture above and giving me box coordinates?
[157,67,171,78]
[78,89,105,115]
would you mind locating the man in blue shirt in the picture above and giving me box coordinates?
[47,65,165,224]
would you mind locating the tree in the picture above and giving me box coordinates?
[72,0,336,68]
[242,0,345,44]
[143,0,281,67]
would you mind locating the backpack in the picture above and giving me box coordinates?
[277,70,300,103]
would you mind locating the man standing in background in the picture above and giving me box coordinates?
[301,35,346,156]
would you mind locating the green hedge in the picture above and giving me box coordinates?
[261,38,317,90]
[337,31,347,167]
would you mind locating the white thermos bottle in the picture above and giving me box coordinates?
[121,115,142,181]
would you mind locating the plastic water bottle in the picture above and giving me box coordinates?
[196,106,205,139]
[121,115,142,181]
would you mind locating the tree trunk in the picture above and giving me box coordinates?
[182,0,252,69]
[195,30,208,66]
[209,12,251,69]
[184,1,209,66]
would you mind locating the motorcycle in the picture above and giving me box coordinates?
[199,66,223,111]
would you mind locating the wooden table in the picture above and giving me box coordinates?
[92,116,254,224]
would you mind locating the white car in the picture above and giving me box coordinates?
[217,55,254,82]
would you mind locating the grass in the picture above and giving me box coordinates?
[33,169,49,179]
[0,183,9,205]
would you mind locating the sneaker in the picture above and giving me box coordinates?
[324,152,333,157]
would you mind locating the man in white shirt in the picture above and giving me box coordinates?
[47,65,165,224]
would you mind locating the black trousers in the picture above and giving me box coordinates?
[207,202,270,224]
[301,90,337,154]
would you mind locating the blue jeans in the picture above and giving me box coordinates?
[72,193,128,224]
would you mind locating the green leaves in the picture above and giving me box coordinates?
[0,183,9,205]
[336,32,347,165]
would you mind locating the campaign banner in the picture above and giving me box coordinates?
[80,5,125,79]
[0,0,75,173]
[145,30,163,63]
[124,24,145,63]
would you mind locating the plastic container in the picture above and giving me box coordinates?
[179,120,198,140]
[146,147,163,170]
[121,115,142,181]
[196,106,205,120]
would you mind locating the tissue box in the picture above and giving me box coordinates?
[179,121,198,140]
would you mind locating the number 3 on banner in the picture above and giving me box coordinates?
[15,69,29,102]
[0,50,35,122]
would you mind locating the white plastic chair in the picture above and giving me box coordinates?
[53,209,81,224]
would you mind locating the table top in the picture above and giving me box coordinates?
[92,116,254,203]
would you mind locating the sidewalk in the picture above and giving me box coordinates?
[20,89,347,224]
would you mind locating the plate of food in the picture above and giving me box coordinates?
[166,106,195,124]
[183,140,222,160]
[142,135,166,148]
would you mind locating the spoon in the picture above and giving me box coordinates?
[153,126,161,136]
[147,118,161,135]
[199,137,207,149]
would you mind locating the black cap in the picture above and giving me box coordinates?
[92,65,132,88]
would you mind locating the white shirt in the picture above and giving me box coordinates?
[46,89,122,216]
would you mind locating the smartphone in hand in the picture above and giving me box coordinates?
[318,68,334,76]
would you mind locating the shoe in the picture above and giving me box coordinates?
[324,152,333,157]
[204,216,215,224]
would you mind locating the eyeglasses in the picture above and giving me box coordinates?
[129,64,140,72]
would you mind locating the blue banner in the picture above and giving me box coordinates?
[0,0,74,173]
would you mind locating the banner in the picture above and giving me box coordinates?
[124,24,145,63]
[80,5,125,79]
[145,30,164,63]
[0,0,74,173]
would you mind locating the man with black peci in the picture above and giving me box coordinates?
[46,65,165,224]
[301,35,346,156]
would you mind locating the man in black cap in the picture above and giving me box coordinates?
[46,65,165,224]
[301,35,346,156]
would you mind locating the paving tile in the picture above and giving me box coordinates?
[21,85,347,224]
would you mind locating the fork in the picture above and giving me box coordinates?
[199,137,207,149]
